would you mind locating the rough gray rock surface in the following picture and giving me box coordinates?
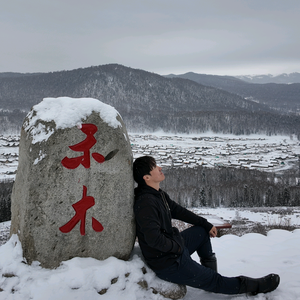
[10,97,135,268]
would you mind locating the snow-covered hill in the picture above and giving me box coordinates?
[1,207,300,299]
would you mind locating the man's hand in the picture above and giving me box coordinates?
[209,226,218,238]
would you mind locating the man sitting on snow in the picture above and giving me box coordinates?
[133,155,280,296]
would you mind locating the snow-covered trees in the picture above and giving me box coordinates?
[0,180,13,222]
[161,166,300,208]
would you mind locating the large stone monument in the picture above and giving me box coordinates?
[10,97,135,268]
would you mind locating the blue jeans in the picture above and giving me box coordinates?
[155,226,241,295]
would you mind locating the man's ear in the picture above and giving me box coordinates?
[143,174,150,182]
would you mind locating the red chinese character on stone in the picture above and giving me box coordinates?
[61,123,105,169]
[59,185,104,235]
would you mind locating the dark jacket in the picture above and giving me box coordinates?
[134,184,213,270]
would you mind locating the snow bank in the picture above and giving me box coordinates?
[1,229,300,299]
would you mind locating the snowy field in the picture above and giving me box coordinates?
[1,207,300,300]
[198,207,300,234]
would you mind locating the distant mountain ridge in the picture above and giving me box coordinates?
[235,72,300,84]
[0,64,300,137]
[165,72,300,114]
[0,72,42,79]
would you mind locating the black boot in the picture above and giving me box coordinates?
[238,273,280,295]
[200,253,217,272]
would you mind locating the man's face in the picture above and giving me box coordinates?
[148,165,165,184]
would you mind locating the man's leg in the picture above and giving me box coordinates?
[155,246,241,294]
[156,226,240,294]
[155,226,279,295]
[180,226,214,261]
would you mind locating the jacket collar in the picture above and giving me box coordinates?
[134,184,162,198]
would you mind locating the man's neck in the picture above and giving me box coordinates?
[146,182,160,191]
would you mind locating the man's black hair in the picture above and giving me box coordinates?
[133,156,156,185]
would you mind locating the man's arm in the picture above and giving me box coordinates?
[164,192,214,233]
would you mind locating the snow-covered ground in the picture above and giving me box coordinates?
[1,208,300,300]
[199,207,300,232]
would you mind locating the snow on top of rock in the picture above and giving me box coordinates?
[24,97,121,144]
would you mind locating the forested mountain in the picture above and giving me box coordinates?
[1,64,300,136]
[166,72,300,114]
[0,64,267,112]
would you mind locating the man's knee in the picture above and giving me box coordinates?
[181,225,211,254]
[182,225,208,238]
[190,225,210,241]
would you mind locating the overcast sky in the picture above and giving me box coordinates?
[1,0,300,76]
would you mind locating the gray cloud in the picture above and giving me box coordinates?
[1,0,300,75]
